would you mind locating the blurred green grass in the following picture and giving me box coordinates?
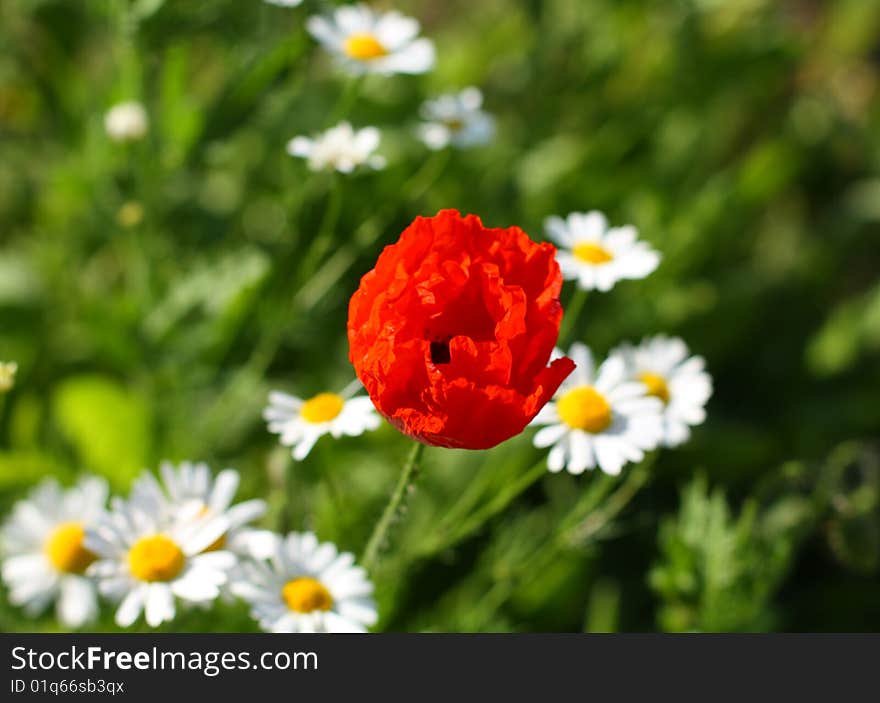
[0,0,879,632]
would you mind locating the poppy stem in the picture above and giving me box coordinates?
[362,441,426,571]
[558,287,589,344]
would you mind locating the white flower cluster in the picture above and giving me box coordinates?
[277,4,495,173]
[530,210,712,476]
[105,6,497,169]
[0,464,376,633]
[532,337,713,476]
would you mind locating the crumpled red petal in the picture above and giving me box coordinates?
[348,209,575,449]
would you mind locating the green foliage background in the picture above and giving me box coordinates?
[1,0,879,632]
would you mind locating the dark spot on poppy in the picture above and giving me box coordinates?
[430,341,451,364]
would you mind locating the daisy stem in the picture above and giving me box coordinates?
[330,75,364,124]
[558,287,589,344]
[432,457,502,536]
[562,458,653,546]
[427,457,548,555]
[362,441,425,571]
[280,457,296,533]
[403,148,451,203]
[290,149,451,312]
[472,459,654,626]
[296,175,343,279]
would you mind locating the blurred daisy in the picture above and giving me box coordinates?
[530,343,664,476]
[233,532,378,633]
[86,490,235,628]
[131,462,273,559]
[545,211,660,292]
[418,87,495,150]
[613,335,713,447]
[0,361,17,392]
[306,4,435,76]
[104,101,149,142]
[264,381,381,461]
[264,0,302,6]
[287,122,385,173]
[1,477,107,628]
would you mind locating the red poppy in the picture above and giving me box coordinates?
[347,209,575,449]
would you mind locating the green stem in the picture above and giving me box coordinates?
[296,177,343,280]
[426,458,547,555]
[280,456,296,533]
[562,459,652,546]
[557,471,619,533]
[558,286,588,344]
[329,75,364,124]
[471,457,655,628]
[290,150,451,313]
[432,455,506,537]
[124,222,151,304]
[362,442,426,571]
[316,439,345,515]
[194,177,345,450]
[403,148,451,203]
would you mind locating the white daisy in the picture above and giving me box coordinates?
[1,477,108,628]
[130,461,274,560]
[264,0,302,6]
[531,343,664,476]
[263,380,381,461]
[85,489,236,628]
[418,87,495,150]
[0,361,17,392]
[104,101,149,142]
[306,4,435,76]
[545,211,660,292]
[613,335,713,448]
[287,122,386,173]
[232,532,378,633]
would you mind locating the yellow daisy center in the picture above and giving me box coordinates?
[344,33,388,61]
[444,118,465,131]
[557,386,613,433]
[44,522,96,574]
[282,577,334,613]
[300,393,344,424]
[573,242,613,264]
[640,372,670,404]
[128,534,185,582]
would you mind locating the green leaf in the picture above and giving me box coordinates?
[806,281,880,377]
[52,376,151,491]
